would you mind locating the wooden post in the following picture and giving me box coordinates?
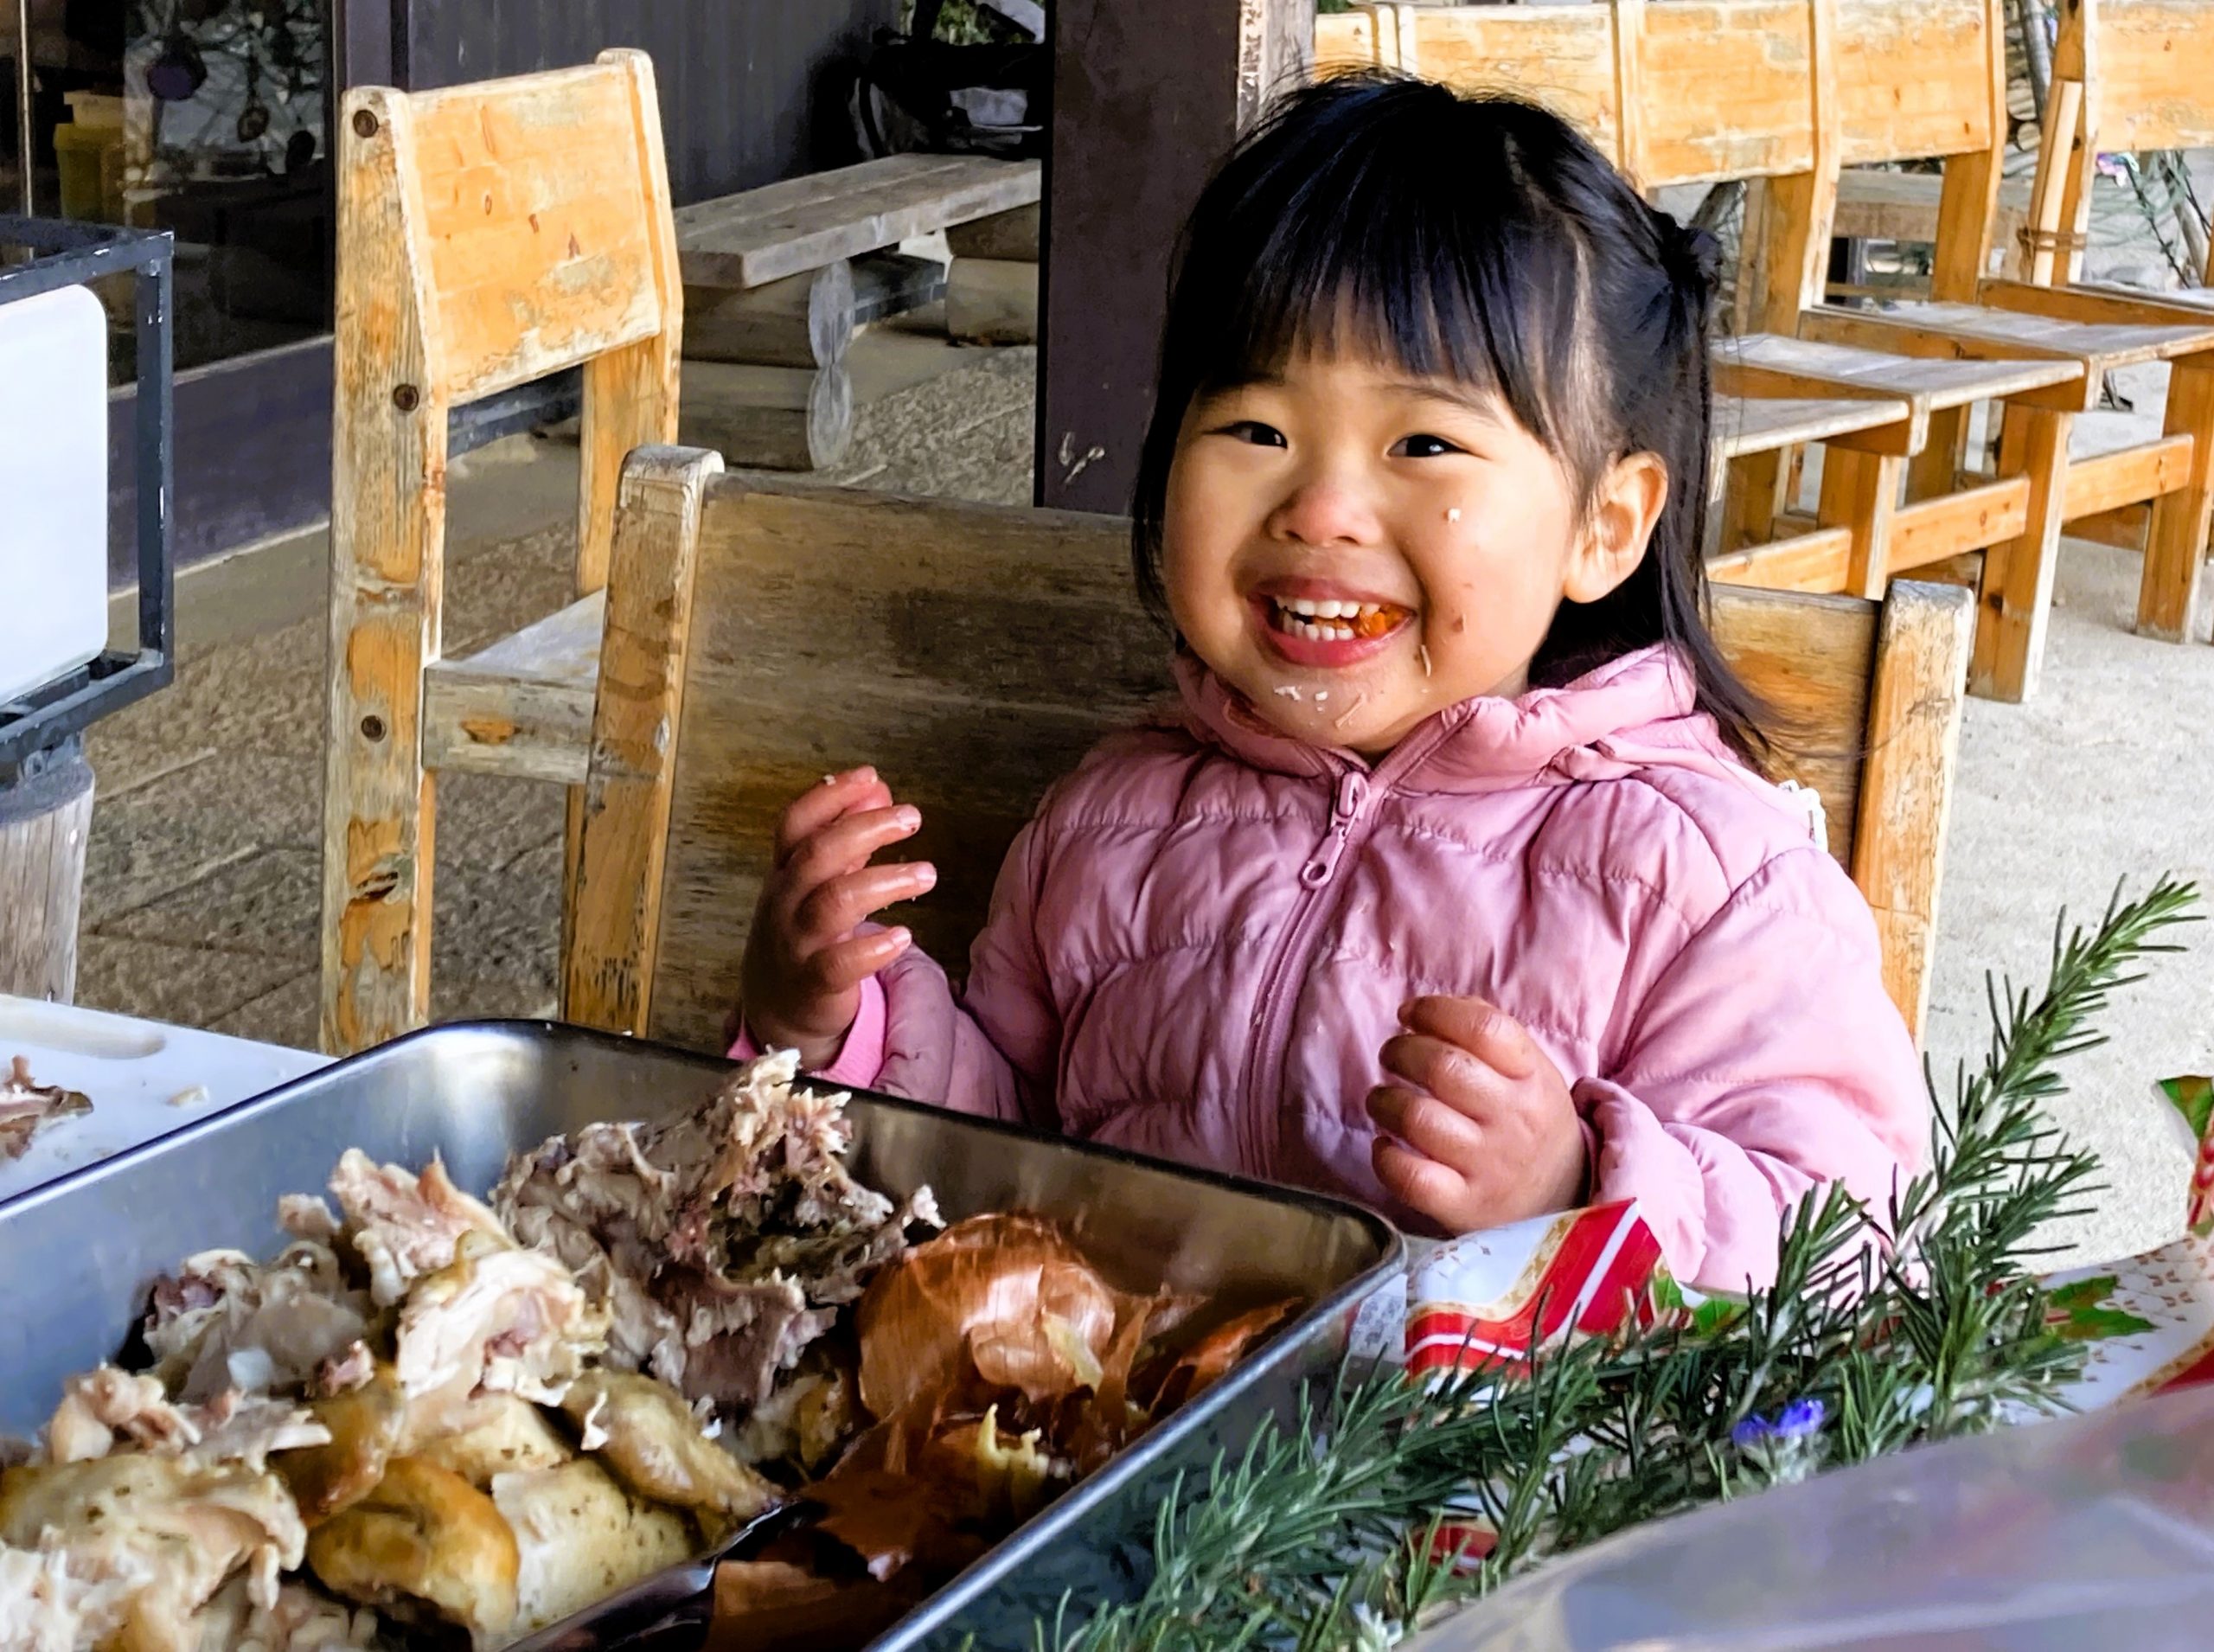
[1851,580,1973,1041]
[1037,0,1313,511]
[0,744,95,1003]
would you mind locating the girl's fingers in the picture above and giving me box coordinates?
[802,927,915,996]
[774,767,893,861]
[1367,1083,1488,1170]
[1379,1033,1513,1121]
[1372,1137,1468,1228]
[784,804,923,893]
[794,861,939,945]
[1398,996,1539,1080]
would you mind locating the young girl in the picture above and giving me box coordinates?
[733,74,1926,1292]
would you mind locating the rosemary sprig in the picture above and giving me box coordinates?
[1038,877,2200,1652]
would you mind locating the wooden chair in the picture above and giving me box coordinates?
[320,50,681,1055]
[1770,0,2214,695]
[560,451,1972,1059]
[1315,3,2086,646]
[2014,0,2214,640]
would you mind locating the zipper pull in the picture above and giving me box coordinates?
[1301,772,1371,887]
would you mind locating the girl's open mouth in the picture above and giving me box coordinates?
[1253,593,1413,668]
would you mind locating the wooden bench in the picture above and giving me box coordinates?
[672,156,1043,469]
[548,452,1972,1056]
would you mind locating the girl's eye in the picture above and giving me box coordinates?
[1391,433,1467,459]
[1216,419,1288,448]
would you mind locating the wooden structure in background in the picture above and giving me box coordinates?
[1792,0,2214,689]
[2013,0,2214,642]
[320,50,682,1055]
[560,453,1971,1052]
[1037,0,1315,512]
[1317,1,2057,619]
[1321,0,2214,699]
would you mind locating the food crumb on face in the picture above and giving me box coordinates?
[1332,693,1367,728]
[1272,685,1302,701]
[1446,508,1461,522]
[1315,690,1328,705]
[1419,644,1433,678]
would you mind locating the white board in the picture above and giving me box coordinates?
[0,284,110,706]
[0,995,327,1205]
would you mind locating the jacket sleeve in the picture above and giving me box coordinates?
[733,818,1063,1130]
[1577,846,1929,1294]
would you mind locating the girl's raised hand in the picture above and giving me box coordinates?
[1366,996,1588,1233]
[738,766,937,1070]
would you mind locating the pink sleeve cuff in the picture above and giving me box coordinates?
[726,974,891,1091]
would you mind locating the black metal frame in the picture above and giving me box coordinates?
[0,216,174,779]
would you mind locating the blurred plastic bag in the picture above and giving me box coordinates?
[1403,1382,2214,1652]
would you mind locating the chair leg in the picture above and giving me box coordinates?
[1970,402,2076,703]
[1720,449,1789,550]
[2137,357,2214,644]
[1819,446,1904,601]
[1908,406,1971,503]
[319,459,445,1055]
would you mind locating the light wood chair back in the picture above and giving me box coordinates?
[321,49,682,1053]
[2032,0,2214,287]
[565,452,1972,1059]
[1320,0,1838,328]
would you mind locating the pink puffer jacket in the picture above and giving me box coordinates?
[758,645,1928,1291]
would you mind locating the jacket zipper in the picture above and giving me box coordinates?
[1236,719,1464,1181]
[1237,765,1373,1181]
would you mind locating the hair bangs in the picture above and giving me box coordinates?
[1177,93,1591,477]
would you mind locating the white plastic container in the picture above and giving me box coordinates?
[0,282,109,706]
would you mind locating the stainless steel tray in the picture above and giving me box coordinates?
[0,1021,1401,1651]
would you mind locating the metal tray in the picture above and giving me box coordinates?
[0,1021,1401,1651]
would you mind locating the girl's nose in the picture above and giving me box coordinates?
[1265,472,1383,548]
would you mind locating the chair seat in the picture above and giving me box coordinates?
[1718,333,2085,417]
[422,592,605,785]
[1714,394,1914,460]
[1803,298,2214,376]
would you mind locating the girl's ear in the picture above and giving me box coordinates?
[1563,451,1670,605]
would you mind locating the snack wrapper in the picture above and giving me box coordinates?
[1392,1076,2214,1411]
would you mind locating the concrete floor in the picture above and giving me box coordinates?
[74,332,2214,1272]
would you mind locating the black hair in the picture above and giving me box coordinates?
[1129,72,1770,762]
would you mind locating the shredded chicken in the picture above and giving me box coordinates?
[0,1542,141,1652]
[328,1149,511,1309]
[0,1055,92,1161]
[493,1051,940,1422]
[144,1244,372,1405]
[38,1367,329,1473]
[392,1233,606,1409]
[0,1455,309,1652]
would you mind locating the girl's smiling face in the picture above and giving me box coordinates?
[1161,352,1666,756]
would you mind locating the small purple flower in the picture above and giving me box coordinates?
[1776,1398,1827,1437]
[1732,1398,1826,1451]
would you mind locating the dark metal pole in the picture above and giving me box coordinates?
[12,0,31,215]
